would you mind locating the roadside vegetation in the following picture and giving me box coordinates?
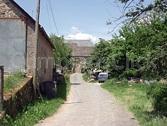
[56,74,71,100]
[84,0,167,125]
[86,15,167,79]
[86,0,167,80]
[4,72,25,92]
[50,34,72,99]
[1,75,71,126]
[0,98,63,126]
[50,35,73,70]
[102,80,167,126]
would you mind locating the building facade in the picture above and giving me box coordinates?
[66,39,94,72]
[0,0,54,82]
[66,40,94,61]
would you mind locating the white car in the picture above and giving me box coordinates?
[98,72,108,82]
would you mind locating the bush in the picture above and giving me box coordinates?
[56,74,70,100]
[121,68,137,78]
[81,67,86,73]
[0,98,63,126]
[147,83,167,115]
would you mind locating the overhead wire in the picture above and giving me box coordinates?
[47,0,60,35]
[44,0,53,33]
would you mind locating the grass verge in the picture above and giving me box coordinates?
[1,74,71,126]
[101,79,167,126]
[0,98,64,126]
[4,72,25,92]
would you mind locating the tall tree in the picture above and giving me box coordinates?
[117,0,167,22]
[87,16,167,79]
[50,35,72,69]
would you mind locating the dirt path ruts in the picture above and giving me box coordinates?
[36,73,139,126]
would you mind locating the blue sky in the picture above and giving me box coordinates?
[15,0,151,42]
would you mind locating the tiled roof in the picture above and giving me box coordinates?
[65,39,94,47]
[66,42,94,57]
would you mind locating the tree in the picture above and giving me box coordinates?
[50,35,72,70]
[87,15,167,79]
[117,0,167,22]
[86,39,112,71]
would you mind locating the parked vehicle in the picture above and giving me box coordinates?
[92,69,102,80]
[98,72,108,82]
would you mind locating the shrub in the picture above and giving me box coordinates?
[147,83,167,115]
[0,98,63,126]
[121,68,138,78]
[56,74,70,100]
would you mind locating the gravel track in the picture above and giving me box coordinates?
[36,73,139,126]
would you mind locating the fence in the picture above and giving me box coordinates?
[0,66,4,111]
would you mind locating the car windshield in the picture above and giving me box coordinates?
[99,74,107,77]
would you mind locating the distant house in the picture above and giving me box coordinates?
[65,39,94,63]
[0,0,54,83]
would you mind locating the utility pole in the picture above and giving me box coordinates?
[33,0,41,96]
[0,66,4,111]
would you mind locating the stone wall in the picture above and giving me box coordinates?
[0,0,54,82]
[26,21,35,76]
[0,0,22,18]
[4,77,34,117]
[38,33,54,82]
[26,23,54,82]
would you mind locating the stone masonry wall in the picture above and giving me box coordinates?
[26,24,54,82]
[26,22,36,76]
[38,33,54,82]
[4,77,34,117]
[0,0,22,18]
[0,0,54,82]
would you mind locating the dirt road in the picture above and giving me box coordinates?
[36,73,138,126]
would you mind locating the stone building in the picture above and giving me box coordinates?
[66,39,94,72]
[0,0,54,82]
[66,40,94,61]
[67,42,94,60]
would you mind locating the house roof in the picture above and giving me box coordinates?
[66,43,94,57]
[65,39,94,47]
[10,0,54,49]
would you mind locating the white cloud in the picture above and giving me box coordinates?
[66,33,98,43]
[65,26,99,43]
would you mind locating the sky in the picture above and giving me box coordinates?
[14,0,151,43]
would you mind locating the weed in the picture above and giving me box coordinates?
[0,74,71,126]
[0,98,63,126]
[102,80,167,126]
[4,72,25,92]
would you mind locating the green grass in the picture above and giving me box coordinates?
[0,98,64,126]
[0,74,71,126]
[102,79,167,126]
[4,72,25,92]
